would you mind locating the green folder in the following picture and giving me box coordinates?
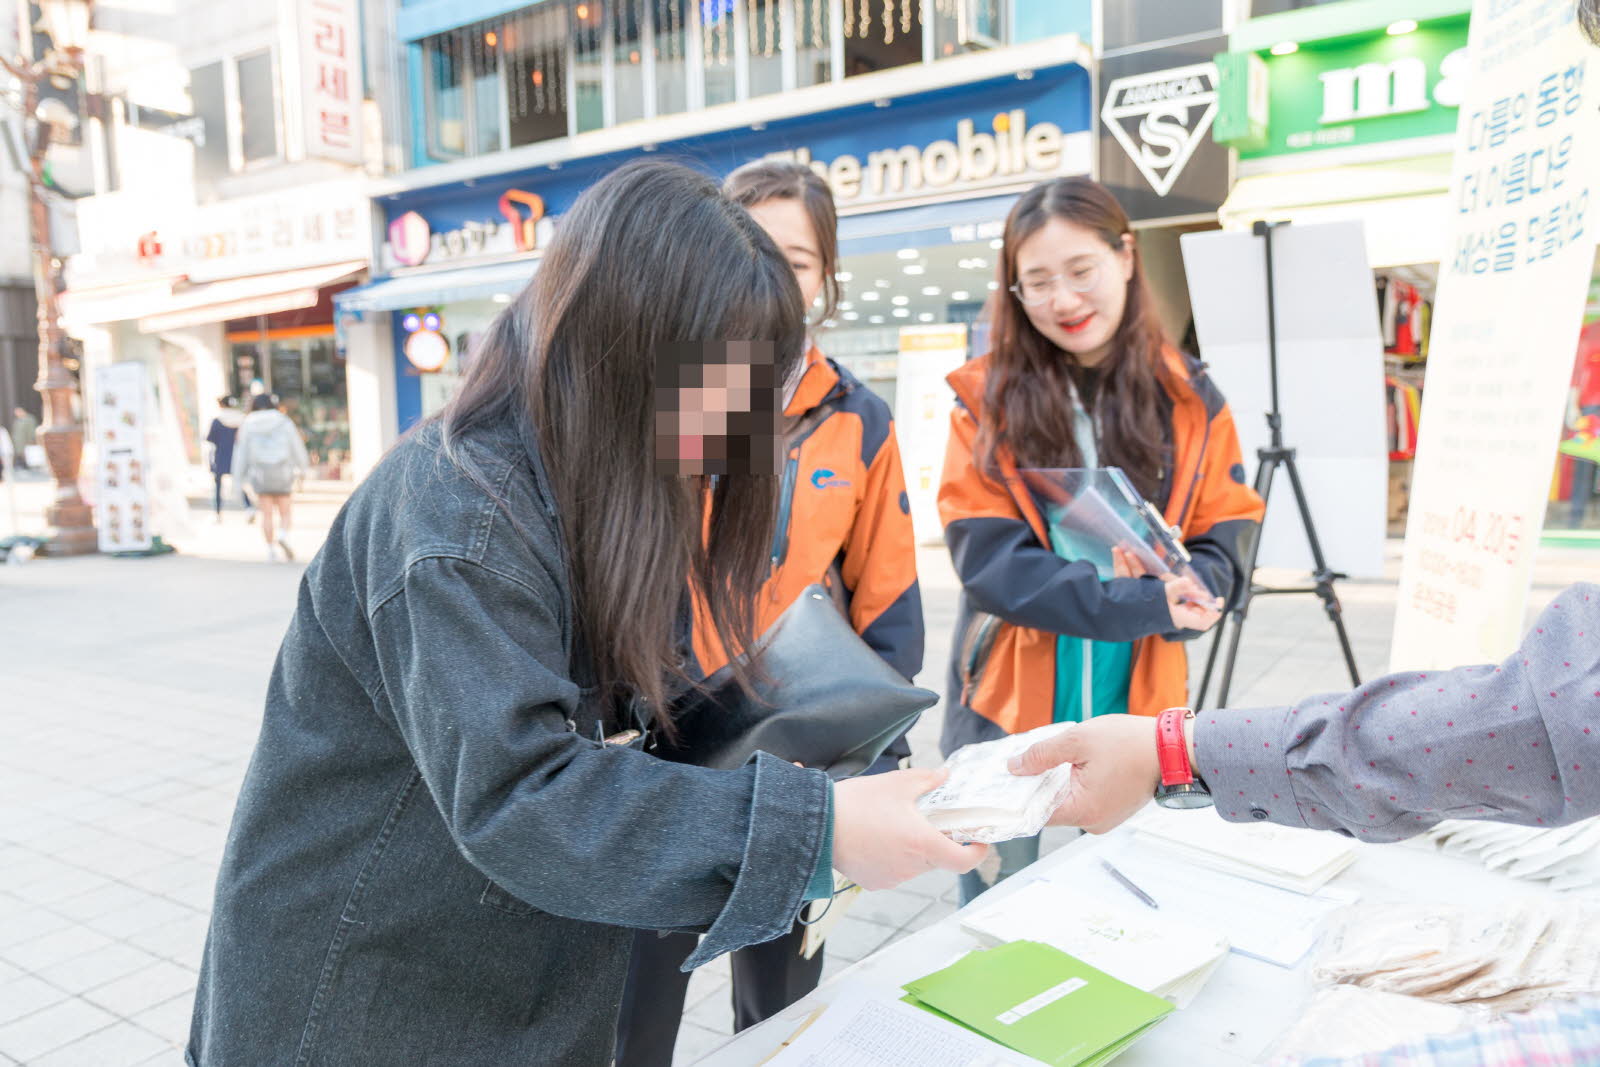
[901,941,1174,1067]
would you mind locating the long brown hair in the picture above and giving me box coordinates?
[723,159,842,325]
[979,177,1172,500]
[439,160,807,726]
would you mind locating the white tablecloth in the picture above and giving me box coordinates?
[696,819,1560,1066]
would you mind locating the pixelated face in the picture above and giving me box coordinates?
[655,342,782,476]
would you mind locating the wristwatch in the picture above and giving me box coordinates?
[1154,707,1213,810]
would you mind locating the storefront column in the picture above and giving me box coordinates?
[346,314,397,482]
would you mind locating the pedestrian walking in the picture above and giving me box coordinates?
[939,176,1263,903]
[615,160,926,1063]
[10,407,37,470]
[187,160,985,1067]
[230,394,309,561]
[203,397,251,522]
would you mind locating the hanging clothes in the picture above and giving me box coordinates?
[1386,376,1422,461]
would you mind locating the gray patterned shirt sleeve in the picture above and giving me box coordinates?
[1195,583,1600,842]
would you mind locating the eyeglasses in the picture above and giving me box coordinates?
[1009,257,1107,306]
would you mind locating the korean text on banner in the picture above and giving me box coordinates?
[1391,0,1597,670]
[298,0,363,165]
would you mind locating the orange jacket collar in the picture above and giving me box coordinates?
[785,345,839,418]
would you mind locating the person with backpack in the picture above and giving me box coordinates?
[231,393,310,561]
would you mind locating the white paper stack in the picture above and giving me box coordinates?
[1132,808,1359,893]
[1420,816,1600,892]
[959,880,1229,1008]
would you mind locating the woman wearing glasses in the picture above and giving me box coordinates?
[938,176,1264,902]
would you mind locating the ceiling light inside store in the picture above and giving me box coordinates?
[1386,19,1418,34]
[838,301,852,310]
[918,313,934,322]
[836,271,853,282]
[862,291,880,301]
[952,290,970,301]
[989,239,1004,250]
[492,293,511,303]
[987,281,999,290]
[921,286,941,296]
[1270,41,1298,55]
[870,315,885,323]
[893,309,910,318]
[903,265,925,275]
[843,311,859,320]
[897,249,920,260]
[892,296,909,306]
[875,279,891,288]
[485,30,498,46]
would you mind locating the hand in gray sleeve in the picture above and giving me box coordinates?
[1197,582,1600,841]
[368,554,830,968]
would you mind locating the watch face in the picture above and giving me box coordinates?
[1155,786,1215,811]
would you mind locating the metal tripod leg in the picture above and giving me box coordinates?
[1281,449,1362,688]
[1197,447,1279,709]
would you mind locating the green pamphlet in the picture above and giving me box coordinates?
[901,941,1173,1067]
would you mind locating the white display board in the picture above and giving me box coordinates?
[93,362,155,554]
[1181,221,1389,579]
[894,324,968,546]
[1391,0,1599,670]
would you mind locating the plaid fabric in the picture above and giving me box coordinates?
[1279,997,1600,1067]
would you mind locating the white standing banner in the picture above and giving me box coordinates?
[895,324,968,546]
[1391,0,1598,670]
[1181,221,1389,579]
[94,363,154,554]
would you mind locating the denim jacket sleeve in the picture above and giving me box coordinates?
[367,553,831,969]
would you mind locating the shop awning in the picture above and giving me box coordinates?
[1219,154,1456,269]
[134,261,368,333]
[334,258,540,315]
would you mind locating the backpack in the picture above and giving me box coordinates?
[248,420,297,494]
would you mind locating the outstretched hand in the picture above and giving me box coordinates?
[832,768,989,891]
[1110,547,1222,632]
[1006,716,1164,835]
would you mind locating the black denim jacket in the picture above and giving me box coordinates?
[186,414,830,1066]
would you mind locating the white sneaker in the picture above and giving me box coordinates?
[277,536,295,562]
[267,544,282,562]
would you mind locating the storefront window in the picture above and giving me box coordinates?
[654,0,690,116]
[930,0,1004,59]
[614,0,648,123]
[747,0,784,98]
[506,5,571,147]
[410,299,503,422]
[794,0,831,87]
[703,0,737,106]
[842,0,923,77]
[420,12,573,162]
[228,331,352,480]
[424,33,468,158]
[573,2,606,132]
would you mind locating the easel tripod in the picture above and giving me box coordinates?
[1194,220,1361,710]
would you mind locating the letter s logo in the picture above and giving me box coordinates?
[1137,107,1189,167]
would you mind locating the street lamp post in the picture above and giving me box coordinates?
[2,0,96,554]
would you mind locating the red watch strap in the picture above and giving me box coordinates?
[1156,707,1193,788]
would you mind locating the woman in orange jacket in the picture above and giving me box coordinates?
[615,159,924,1065]
[939,177,1264,902]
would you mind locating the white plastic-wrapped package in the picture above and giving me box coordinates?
[916,724,1074,845]
[1264,985,1475,1061]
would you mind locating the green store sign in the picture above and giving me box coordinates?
[1217,15,1470,159]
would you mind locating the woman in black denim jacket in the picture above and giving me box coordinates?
[186,161,983,1066]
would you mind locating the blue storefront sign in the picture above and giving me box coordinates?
[340,59,1090,432]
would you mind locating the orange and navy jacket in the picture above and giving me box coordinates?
[937,348,1264,754]
[693,347,924,754]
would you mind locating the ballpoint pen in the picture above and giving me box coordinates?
[1100,859,1159,909]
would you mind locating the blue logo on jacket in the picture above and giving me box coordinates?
[810,468,852,490]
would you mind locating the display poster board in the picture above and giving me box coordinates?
[94,362,155,554]
[1391,0,1599,670]
[1181,221,1389,579]
[895,324,968,546]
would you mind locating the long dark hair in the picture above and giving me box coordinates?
[439,160,807,726]
[979,177,1172,500]
[723,159,842,325]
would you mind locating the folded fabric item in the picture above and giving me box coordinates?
[916,724,1074,844]
[1418,817,1600,892]
[1132,806,1359,894]
[1271,994,1600,1066]
[1266,986,1473,1061]
[654,585,937,779]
